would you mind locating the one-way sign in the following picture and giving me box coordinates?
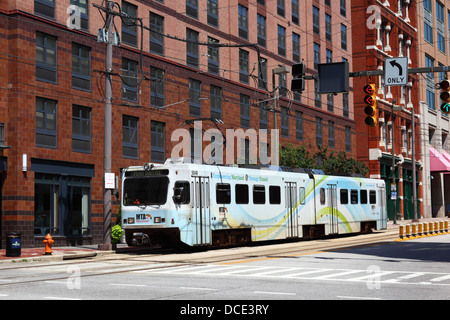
[385,57,408,86]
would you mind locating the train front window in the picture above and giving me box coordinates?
[123,177,169,206]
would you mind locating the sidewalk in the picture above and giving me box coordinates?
[0,217,447,264]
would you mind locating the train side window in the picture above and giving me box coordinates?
[340,189,348,204]
[350,189,358,204]
[299,187,306,204]
[253,185,266,204]
[235,184,249,204]
[369,190,377,204]
[320,188,325,205]
[216,183,231,204]
[269,186,281,204]
[173,181,190,204]
[360,189,368,204]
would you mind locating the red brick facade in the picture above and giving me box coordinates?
[0,0,356,247]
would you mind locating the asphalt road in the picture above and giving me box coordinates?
[0,232,448,314]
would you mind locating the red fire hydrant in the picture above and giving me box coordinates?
[43,233,54,255]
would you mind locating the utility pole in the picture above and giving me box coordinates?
[411,104,418,222]
[99,1,114,250]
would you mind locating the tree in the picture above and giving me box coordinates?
[279,143,369,176]
[279,143,314,169]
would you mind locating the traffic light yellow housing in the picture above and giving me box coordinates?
[363,84,377,127]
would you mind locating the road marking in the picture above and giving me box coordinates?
[179,287,217,291]
[337,296,381,300]
[43,296,82,300]
[430,274,450,282]
[280,269,333,278]
[312,270,362,280]
[254,291,296,296]
[109,283,146,287]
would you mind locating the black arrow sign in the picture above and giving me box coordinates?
[389,60,403,76]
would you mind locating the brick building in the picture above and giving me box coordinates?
[352,0,422,220]
[0,0,355,247]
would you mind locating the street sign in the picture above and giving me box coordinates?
[385,57,408,86]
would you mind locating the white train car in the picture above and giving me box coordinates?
[121,158,387,247]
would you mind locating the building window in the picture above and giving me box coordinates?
[35,0,55,19]
[278,25,286,57]
[72,43,91,91]
[150,66,165,108]
[207,0,218,27]
[36,97,57,148]
[345,126,351,152]
[122,58,138,102]
[72,105,91,153]
[186,28,199,68]
[189,78,202,117]
[36,32,57,83]
[277,0,285,17]
[34,173,91,236]
[341,24,347,50]
[424,22,433,44]
[316,117,323,146]
[292,32,300,62]
[257,14,266,47]
[122,115,139,159]
[328,121,335,148]
[313,6,320,35]
[238,5,248,39]
[151,121,165,163]
[340,0,346,17]
[314,42,320,70]
[240,94,251,128]
[292,0,299,24]
[70,0,89,30]
[210,85,222,120]
[259,100,268,129]
[239,49,249,84]
[122,1,138,47]
[325,14,332,41]
[343,93,349,117]
[259,58,267,89]
[295,111,303,141]
[149,12,164,56]
[186,0,198,19]
[281,107,289,137]
[208,37,220,74]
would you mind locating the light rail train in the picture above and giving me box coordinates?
[120,158,387,247]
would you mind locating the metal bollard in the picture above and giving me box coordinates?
[423,222,429,237]
[439,221,444,235]
[444,221,449,234]
[405,224,411,240]
[417,223,424,238]
[435,221,441,235]
[428,222,434,236]
[411,224,418,239]
[397,225,405,241]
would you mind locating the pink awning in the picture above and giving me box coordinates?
[429,146,450,172]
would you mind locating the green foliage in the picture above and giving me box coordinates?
[279,143,369,176]
[279,143,315,169]
[111,224,123,244]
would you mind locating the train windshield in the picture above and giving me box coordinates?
[123,176,169,206]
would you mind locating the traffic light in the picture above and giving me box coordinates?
[363,84,377,127]
[440,80,450,114]
[291,63,305,93]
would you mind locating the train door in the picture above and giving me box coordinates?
[192,176,211,245]
[328,184,338,235]
[285,181,298,238]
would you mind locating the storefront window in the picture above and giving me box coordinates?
[34,173,90,236]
